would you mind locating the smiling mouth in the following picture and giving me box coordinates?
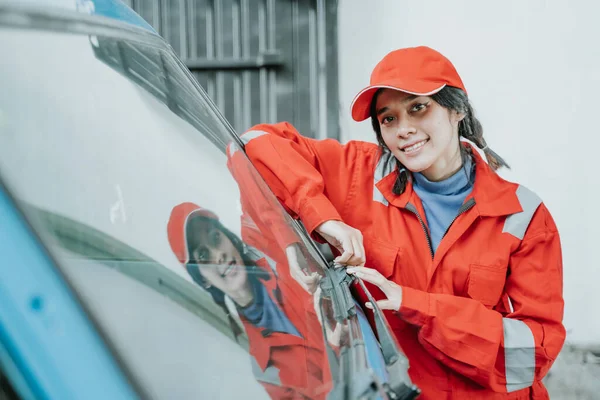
[220,260,237,278]
[401,139,429,153]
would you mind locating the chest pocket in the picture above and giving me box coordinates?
[467,264,507,307]
[362,235,400,278]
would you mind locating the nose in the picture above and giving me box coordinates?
[217,251,227,265]
[396,118,416,138]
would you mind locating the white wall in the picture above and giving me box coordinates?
[338,0,600,346]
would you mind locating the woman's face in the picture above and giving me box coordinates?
[375,89,464,181]
[189,219,248,297]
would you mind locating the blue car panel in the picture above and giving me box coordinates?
[84,0,156,32]
[0,185,137,400]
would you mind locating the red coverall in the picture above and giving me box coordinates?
[240,122,565,399]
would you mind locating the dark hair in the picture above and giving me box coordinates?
[370,86,510,195]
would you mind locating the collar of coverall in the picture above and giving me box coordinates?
[375,142,524,217]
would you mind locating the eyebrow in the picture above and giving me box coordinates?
[376,94,419,116]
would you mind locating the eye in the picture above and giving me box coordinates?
[380,115,395,125]
[410,102,428,113]
[195,246,210,263]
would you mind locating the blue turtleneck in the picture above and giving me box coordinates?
[412,157,475,253]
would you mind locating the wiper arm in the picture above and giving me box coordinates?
[319,266,356,322]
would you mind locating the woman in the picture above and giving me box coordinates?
[167,203,331,400]
[239,46,565,399]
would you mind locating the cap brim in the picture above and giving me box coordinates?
[350,81,447,122]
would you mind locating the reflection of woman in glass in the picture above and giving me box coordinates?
[167,202,330,400]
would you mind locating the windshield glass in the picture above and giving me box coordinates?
[0,25,338,400]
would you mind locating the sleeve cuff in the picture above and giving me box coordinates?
[397,286,433,327]
[298,195,342,241]
[274,227,302,249]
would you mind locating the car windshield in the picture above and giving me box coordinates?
[0,24,340,399]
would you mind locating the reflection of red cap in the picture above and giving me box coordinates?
[167,202,218,265]
[350,46,467,122]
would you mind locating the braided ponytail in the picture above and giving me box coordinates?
[457,96,510,170]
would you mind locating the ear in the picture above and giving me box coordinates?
[450,110,466,127]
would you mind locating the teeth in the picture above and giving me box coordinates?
[404,140,427,153]
[222,263,234,277]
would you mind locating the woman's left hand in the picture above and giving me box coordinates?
[285,244,321,294]
[346,266,403,311]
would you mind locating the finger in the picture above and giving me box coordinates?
[291,270,313,291]
[346,253,366,266]
[350,236,366,266]
[365,299,396,310]
[344,243,364,266]
[301,275,316,285]
[345,255,363,267]
[306,273,320,294]
[334,248,354,264]
[346,267,386,287]
[334,238,355,265]
[346,266,383,278]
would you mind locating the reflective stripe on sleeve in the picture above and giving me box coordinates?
[240,130,268,145]
[227,142,239,156]
[503,318,536,392]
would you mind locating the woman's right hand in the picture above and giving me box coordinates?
[315,220,366,266]
[285,244,321,294]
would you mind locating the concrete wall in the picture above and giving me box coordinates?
[338,1,599,346]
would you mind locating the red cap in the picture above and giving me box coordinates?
[350,46,467,122]
[167,202,218,265]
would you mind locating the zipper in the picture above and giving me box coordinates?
[441,198,476,239]
[405,198,476,260]
[405,203,434,259]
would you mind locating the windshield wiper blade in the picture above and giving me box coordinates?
[320,266,356,322]
[356,278,421,400]
[320,266,389,400]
